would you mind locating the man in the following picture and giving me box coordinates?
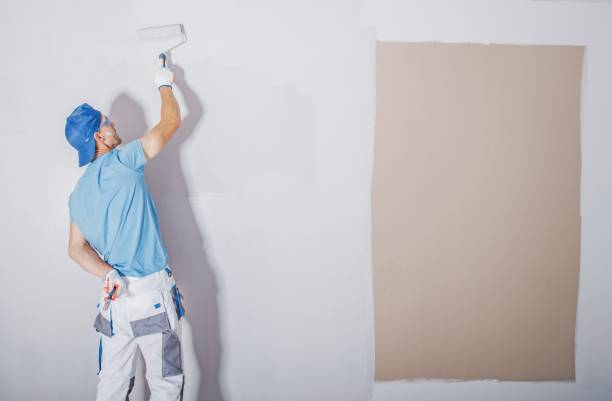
[65,60,186,401]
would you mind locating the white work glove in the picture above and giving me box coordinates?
[155,66,174,90]
[103,269,126,301]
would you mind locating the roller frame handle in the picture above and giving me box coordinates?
[159,53,167,68]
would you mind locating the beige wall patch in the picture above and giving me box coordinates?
[372,42,583,381]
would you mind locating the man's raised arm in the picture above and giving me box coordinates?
[140,66,181,161]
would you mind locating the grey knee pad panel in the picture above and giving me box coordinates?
[162,330,182,377]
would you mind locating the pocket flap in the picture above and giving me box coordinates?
[128,290,173,336]
[130,312,171,337]
[93,312,113,337]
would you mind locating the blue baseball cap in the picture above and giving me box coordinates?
[65,103,102,167]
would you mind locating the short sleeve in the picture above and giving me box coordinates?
[117,139,147,173]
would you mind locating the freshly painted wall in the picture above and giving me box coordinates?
[0,1,610,401]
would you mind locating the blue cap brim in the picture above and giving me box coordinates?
[78,138,96,167]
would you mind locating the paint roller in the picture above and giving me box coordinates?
[137,23,187,67]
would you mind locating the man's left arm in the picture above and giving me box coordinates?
[68,222,113,279]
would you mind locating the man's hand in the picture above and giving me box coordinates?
[103,269,127,301]
[155,65,175,89]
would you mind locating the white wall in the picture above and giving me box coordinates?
[0,1,610,401]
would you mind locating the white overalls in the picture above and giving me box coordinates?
[93,266,186,401]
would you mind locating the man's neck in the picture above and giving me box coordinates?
[92,147,111,161]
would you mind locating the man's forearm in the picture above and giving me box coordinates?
[69,242,113,279]
[159,87,180,139]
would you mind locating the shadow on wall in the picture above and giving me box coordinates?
[110,64,224,401]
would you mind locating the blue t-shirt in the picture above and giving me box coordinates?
[68,139,169,277]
